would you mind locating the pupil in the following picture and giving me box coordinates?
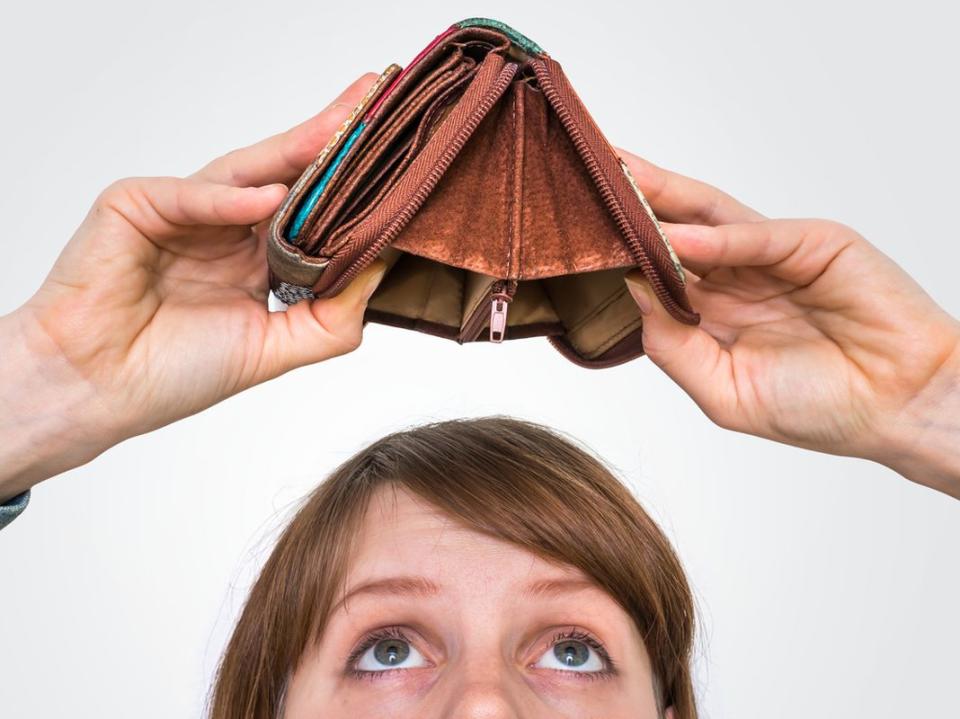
[374,639,409,666]
[554,640,588,667]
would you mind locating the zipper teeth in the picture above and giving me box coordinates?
[460,279,517,342]
[532,60,682,316]
[324,61,520,296]
[459,297,490,341]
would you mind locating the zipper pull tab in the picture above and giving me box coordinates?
[489,295,510,343]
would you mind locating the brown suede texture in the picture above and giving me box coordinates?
[389,81,636,280]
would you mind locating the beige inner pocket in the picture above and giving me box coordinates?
[366,251,640,359]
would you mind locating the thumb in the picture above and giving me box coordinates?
[624,270,735,421]
[261,259,388,378]
[327,258,389,311]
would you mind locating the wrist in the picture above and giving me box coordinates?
[867,329,960,499]
[0,308,120,502]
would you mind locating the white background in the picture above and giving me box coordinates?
[1,1,958,717]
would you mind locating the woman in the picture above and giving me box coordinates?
[209,416,697,718]
[0,73,957,715]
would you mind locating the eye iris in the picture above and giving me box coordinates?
[554,640,589,667]
[373,639,410,666]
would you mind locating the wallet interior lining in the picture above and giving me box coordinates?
[366,252,641,358]
[383,78,637,281]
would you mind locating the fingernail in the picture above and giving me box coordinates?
[260,183,288,198]
[624,272,653,315]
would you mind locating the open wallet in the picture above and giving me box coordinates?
[266,17,699,368]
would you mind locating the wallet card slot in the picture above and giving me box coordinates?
[327,66,478,241]
[294,48,468,252]
[334,124,418,224]
[362,26,509,124]
[279,63,401,244]
[310,56,519,299]
[301,51,476,253]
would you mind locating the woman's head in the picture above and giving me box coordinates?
[210,416,697,718]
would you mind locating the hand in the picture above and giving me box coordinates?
[0,73,386,500]
[619,148,960,498]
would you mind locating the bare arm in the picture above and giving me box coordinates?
[0,73,387,505]
[619,148,960,499]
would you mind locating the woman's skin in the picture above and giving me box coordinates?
[620,155,960,498]
[0,69,958,506]
[282,485,669,718]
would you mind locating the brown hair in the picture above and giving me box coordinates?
[209,416,697,718]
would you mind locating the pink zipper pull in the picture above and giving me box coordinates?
[489,295,510,343]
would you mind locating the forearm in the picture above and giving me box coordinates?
[0,309,117,503]
[870,339,960,499]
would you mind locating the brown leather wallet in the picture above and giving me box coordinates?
[266,17,699,368]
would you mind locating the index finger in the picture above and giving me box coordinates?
[660,219,858,286]
[191,72,379,188]
[617,147,766,226]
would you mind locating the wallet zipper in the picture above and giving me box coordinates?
[319,61,520,298]
[461,279,518,343]
[531,58,700,326]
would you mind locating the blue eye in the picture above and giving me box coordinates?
[533,632,610,674]
[354,634,428,672]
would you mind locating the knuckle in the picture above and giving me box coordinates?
[813,219,863,254]
[819,218,858,243]
[220,149,245,184]
[92,177,144,217]
[97,177,137,204]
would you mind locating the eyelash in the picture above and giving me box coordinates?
[344,625,618,681]
[548,628,619,680]
[345,626,409,681]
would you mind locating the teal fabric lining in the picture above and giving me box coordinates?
[286,122,367,241]
[456,17,544,55]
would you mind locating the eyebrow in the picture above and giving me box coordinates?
[332,575,597,614]
[332,575,441,614]
[521,577,598,598]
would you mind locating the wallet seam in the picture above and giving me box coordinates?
[588,314,644,358]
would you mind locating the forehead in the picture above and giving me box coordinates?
[345,483,596,595]
[326,483,650,672]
